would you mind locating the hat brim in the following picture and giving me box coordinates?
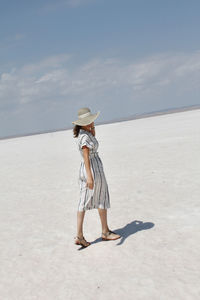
[72,111,100,126]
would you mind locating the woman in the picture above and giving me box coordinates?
[72,107,121,247]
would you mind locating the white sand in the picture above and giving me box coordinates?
[0,109,199,300]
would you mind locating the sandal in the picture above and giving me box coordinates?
[102,230,121,241]
[74,236,91,247]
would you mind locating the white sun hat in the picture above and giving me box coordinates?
[72,107,100,126]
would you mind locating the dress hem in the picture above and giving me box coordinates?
[78,205,111,211]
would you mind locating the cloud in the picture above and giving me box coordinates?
[21,54,71,74]
[0,33,25,49]
[1,50,200,114]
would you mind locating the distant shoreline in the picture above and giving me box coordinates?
[1,104,200,141]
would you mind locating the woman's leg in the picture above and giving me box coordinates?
[98,208,121,240]
[98,208,109,233]
[77,210,85,237]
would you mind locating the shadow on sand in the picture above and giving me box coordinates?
[113,220,155,246]
[76,220,154,250]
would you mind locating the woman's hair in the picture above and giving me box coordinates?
[73,124,82,138]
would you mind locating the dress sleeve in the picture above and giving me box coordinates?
[79,134,94,150]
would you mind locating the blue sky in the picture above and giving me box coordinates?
[1,0,200,137]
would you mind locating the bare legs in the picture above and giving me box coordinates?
[76,208,109,237]
[76,210,85,238]
[98,208,109,233]
[76,208,120,242]
[98,209,121,240]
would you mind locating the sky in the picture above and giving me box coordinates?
[0,0,200,138]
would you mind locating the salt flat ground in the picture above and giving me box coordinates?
[0,109,199,300]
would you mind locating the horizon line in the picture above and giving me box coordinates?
[1,104,200,141]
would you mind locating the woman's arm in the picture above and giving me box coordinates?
[82,146,94,189]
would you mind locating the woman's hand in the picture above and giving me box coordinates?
[86,176,94,190]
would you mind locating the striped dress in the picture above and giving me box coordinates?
[76,128,111,211]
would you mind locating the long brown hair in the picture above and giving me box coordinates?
[73,125,82,138]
